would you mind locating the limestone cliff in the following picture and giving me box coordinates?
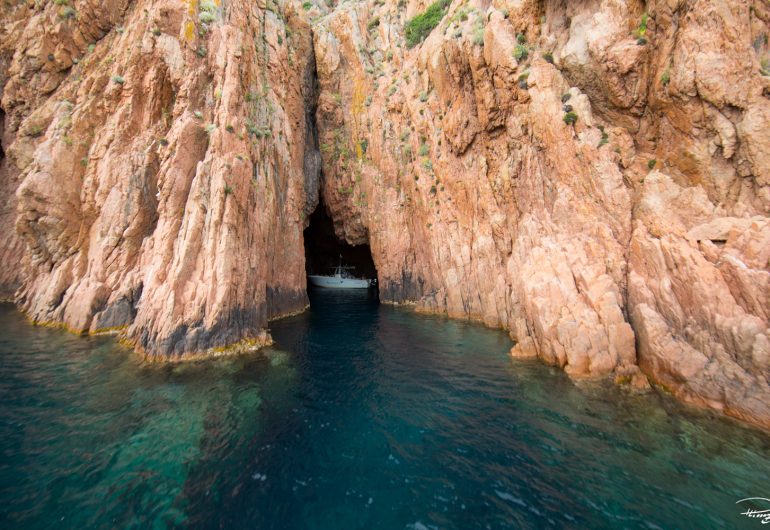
[1,0,769,429]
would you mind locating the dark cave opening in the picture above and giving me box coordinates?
[303,198,378,293]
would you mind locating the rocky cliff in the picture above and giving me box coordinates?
[1,0,319,357]
[1,0,769,429]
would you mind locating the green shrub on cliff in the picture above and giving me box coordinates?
[25,124,44,138]
[760,58,770,76]
[636,13,649,38]
[404,0,450,49]
[200,0,217,12]
[472,18,485,46]
[563,111,577,125]
[200,12,217,23]
[597,126,609,147]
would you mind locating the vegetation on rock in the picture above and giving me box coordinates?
[405,0,451,48]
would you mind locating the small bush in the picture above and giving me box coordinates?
[302,1,313,10]
[224,185,234,196]
[367,17,380,31]
[598,126,609,147]
[204,123,216,134]
[226,124,235,133]
[561,93,571,103]
[513,44,528,61]
[197,46,207,58]
[637,13,648,37]
[199,12,217,23]
[449,6,470,25]
[152,28,161,36]
[26,124,44,138]
[112,75,125,85]
[563,111,577,125]
[60,6,76,19]
[404,0,451,49]
[516,32,526,44]
[418,142,429,156]
[661,69,670,86]
[636,37,647,46]
[194,110,204,120]
[543,51,554,64]
[419,91,428,102]
[200,0,217,11]
[647,159,657,169]
[518,71,529,89]
[472,25,484,46]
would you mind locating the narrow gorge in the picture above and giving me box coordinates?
[1,0,769,433]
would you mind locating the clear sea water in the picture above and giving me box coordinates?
[0,292,768,529]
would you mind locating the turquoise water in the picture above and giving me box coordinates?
[0,293,768,529]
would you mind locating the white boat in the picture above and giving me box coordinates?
[308,260,374,289]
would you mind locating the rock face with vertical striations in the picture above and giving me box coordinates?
[1,0,319,356]
[0,0,769,428]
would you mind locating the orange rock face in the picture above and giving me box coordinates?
[1,0,318,355]
[1,0,768,429]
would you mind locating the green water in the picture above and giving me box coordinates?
[0,293,768,529]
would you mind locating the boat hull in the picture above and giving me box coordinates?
[308,275,371,289]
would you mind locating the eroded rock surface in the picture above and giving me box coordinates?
[1,0,318,355]
[309,0,770,428]
[0,0,768,428]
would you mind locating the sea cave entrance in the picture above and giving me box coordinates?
[303,200,378,298]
